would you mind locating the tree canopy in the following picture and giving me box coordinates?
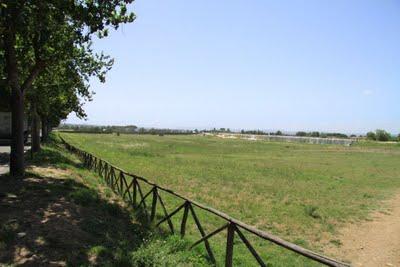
[0,0,136,176]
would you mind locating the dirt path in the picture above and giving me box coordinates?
[326,192,400,267]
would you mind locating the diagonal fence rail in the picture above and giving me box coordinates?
[60,136,350,267]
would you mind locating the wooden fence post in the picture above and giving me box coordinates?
[181,201,190,237]
[225,223,235,267]
[132,178,137,206]
[189,204,216,264]
[119,172,124,194]
[150,187,158,221]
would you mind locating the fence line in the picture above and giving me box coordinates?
[60,136,349,267]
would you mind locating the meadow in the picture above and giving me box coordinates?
[60,133,400,266]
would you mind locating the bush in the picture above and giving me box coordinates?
[366,131,376,140]
[375,129,391,142]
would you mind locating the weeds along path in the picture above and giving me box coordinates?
[326,191,400,267]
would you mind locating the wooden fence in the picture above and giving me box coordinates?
[60,137,350,267]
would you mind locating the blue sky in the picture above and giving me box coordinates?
[66,0,400,134]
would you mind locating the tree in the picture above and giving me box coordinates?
[366,131,376,140]
[26,41,113,150]
[375,129,391,142]
[275,130,282,136]
[1,0,135,176]
[310,131,320,137]
[296,131,307,137]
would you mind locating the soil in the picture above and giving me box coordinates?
[325,192,400,267]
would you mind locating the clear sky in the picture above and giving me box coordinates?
[66,0,400,134]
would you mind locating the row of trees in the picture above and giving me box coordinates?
[1,1,136,176]
[59,124,138,134]
[366,130,399,142]
[58,124,196,135]
[295,131,351,139]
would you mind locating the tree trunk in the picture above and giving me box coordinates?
[10,87,25,177]
[41,117,48,142]
[5,18,25,177]
[31,103,41,153]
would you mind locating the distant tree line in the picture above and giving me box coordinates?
[295,131,353,139]
[201,128,232,134]
[59,124,138,134]
[58,124,195,135]
[59,124,399,142]
[366,129,399,142]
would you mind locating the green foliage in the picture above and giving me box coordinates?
[375,129,391,142]
[325,132,348,138]
[366,131,376,140]
[1,0,136,175]
[367,129,393,142]
[296,131,307,137]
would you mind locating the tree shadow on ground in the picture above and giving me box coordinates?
[27,143,83,169]
[0,153,151,266]
[0,143,208,267]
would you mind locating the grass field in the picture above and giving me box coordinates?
[60,133,400,266]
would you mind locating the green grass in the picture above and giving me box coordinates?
[59,133,400,266]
